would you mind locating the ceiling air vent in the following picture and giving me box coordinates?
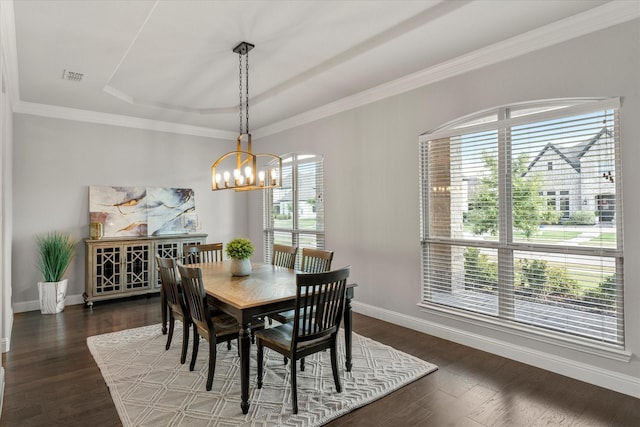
[62,69,84,82]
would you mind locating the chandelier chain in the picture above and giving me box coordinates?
[239,52,243,135]
[245,49,249,134]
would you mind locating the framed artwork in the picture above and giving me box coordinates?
[89,186,197,238]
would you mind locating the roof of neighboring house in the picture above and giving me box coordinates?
[523,126,612,176]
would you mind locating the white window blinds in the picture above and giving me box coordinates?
[419,98,623,346]
[264,153,325,269]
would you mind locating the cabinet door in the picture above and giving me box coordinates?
[154,240,181,289]
[156,241,180,260]
[123,242,152,291]
[93,245,123,296]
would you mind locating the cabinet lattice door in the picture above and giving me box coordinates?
[124,243,151,291]
[94,246,122,295]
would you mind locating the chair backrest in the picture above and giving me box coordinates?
[300,248,334,273]
[156,256,186,317]
[272,244,297,269]
[292,266,350,345]
[184,242,224,264]
[177,264,212,337]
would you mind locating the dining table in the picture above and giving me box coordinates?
[163,260,357,415]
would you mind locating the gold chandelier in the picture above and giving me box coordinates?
[211,42,282,192]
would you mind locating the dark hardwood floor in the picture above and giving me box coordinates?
[1,295,638,426]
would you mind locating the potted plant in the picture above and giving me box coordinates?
[36,231,76,313]
[226,237,254,276]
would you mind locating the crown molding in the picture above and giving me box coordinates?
[4,1,639,139]
[0,0,20,108]
[254,1,640,138]
[13,101,236,140]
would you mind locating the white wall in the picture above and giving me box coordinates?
[248,20,640,397]
[12,116,250,310]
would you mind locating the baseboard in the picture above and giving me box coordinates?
[0,366,4,419]
[12,294,86,313]
[352,301,640,399]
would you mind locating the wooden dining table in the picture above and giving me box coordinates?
[164,261,356,415]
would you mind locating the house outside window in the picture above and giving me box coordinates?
[419,98,623,348]
[263,153,324,268]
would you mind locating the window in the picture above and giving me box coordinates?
[264,153,324,267]
[419,98,623,347]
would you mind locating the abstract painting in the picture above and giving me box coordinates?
[89,186,197,238]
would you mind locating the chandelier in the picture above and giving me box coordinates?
[211,42,282,192]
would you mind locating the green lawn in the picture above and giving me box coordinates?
[484,230,581,243]
[581,232,617,247]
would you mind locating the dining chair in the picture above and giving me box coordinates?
[156,256,191,364]
[272,244,297,269]
[269,247,334,325]
[177,263,241,391]
[264,244,298,326]
[255,266,350,414]
[183,242,224,264]
[300,248,334,273]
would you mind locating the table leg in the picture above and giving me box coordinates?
[344,295,353,372]
[239,323,251,414]
[161,286,167,335]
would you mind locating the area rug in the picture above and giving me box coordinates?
[87,323,437,426]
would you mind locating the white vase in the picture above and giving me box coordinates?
[37,278,68,314]
[230,258,252,276]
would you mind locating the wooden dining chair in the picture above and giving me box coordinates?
[300,248,334,273]
[178,264,241,391]
[269,247,334,325]
[156,256,191,364]
[272,244,297,269]
[255,266,350,414]
[183,242,224,264]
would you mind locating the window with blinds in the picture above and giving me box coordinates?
[264,153,325,269]
[419,98,623,347]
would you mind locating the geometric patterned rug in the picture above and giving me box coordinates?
[87,323,437,426]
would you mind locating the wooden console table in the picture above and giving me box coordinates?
[84,233,207,305]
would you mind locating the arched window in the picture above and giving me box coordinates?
[419,98,624,348]
[264,153,324,268]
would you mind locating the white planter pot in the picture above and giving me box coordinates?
[230,258,252,276]
[37,279,68,314]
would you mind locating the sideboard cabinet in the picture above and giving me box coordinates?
[84,233,207,305]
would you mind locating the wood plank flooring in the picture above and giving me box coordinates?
[1,295,638,426]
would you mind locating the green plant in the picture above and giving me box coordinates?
[36,231,76,282]
[226,237,254,260]
[564,211,595,225]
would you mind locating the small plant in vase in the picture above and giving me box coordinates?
[36,231,76,313]
[226,237,254,276]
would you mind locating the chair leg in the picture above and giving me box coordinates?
[227,340,231,350]
[180,320,189,364]
[256,340,264,389]
[206,336,217,391]
[165,315,175,350]
[300,357,305,372]
[290,356,298,414]
[190,324,199,371]
[330,341,342,393]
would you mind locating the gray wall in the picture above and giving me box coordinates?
[248,20,640,395]
[12,117,249,309]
